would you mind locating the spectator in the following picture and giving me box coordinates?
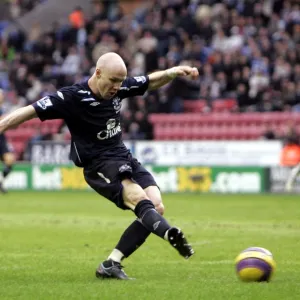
[69,6,85,29]
[61,47,80,76]
[281,121,299,145]
[280,141,300,167]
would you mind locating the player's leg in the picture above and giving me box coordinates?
[84,161,151,279]
[0,152,15,193]
[122,179,194,259]
[143,185,165,215]
[2,152,15,178]
[141,186,194,255]
[98,180,194,280]
[89,160,166,262]
[98,186,163,279]
[142,186,191,256]
[106,186,163,263]
[84,160,193,280]
[285,164,300,192]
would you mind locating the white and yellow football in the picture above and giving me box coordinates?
[235,247,276,282]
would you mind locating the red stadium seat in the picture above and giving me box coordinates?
[22,118,42,129]
[64,131,71,141]
[149,111,300,140]
[10,141,26,159]
[212,99,237,113]
[4,119,65,160]
[183,99,207,113]
[6,128,36,143]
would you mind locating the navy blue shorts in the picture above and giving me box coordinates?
[83,152,157,210]
[0,134,13,159]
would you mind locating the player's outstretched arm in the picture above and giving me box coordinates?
[148,66,199,90]
[0,105,37,133]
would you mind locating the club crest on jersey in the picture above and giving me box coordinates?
[97,118,121,140]
[112,97,121,113]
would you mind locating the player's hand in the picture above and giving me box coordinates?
[166,66,199,80]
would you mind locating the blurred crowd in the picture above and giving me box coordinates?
[0,0,300,140]
[10,0,47,19]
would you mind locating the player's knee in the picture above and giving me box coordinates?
[122,180,149,208]
[144,186,163,214]
[127,190,148,205]
[6,158,15,166]
[3,153,15,165]
[155,202,165,215]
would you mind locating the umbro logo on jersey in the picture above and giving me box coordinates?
[78,90,91,95]
[90,102,100,106]
[81,97,95,102]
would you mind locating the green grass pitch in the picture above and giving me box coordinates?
[0,191,300,300]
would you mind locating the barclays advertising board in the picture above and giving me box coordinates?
[29,140,134,165]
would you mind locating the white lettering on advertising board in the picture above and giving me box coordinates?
[4,172,28,189]
[32,166,61,190]
[211,172,261,193]
[135,141,282,166]
[145,166,178,193]
[31,141,134,164]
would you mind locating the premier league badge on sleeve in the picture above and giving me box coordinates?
[37,96,53,110]
[133,76,146,83]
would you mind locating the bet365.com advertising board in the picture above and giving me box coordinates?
[4,164,268,193]
[145,166,268,193]
[3,164,90,191]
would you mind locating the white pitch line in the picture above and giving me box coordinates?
[137,260,233,265]
[191,240,212,246]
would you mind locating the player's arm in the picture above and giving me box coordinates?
[0,105,37,133]
[148,66,199,90]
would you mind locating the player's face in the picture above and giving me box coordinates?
[97,68,126,100]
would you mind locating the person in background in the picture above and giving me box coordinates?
[280,132,300,192]
[0,89,16,193]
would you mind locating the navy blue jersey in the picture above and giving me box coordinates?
[32,76,149,167]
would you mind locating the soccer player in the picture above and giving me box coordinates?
[285,162,300,192]
[0,89,16,193]
[0,52,198,279]
[280,138,300,192]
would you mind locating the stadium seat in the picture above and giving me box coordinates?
[211,99,237,113]
[22,118,42,129]
[64,131,71,141]
[41,119,63,134]
[6,128,36,143]
[149,111,300,141]
[11,141,26,159]
[183,99,207,113]
[4,119,65,160]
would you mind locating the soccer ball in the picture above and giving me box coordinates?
[235,247,276,282]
